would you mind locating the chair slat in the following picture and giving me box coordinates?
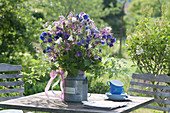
[144,105,169,112]
[130,81,170,90]
[154,99,170,105]
[0,63,22,72]
[0,88,24,94]
[0,81,24,86]
[132,73,170,83]
[0,74,23,79]
[0,96,23,101]
[129,88,170,97]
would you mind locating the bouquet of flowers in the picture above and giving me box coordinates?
[40,12,116,77]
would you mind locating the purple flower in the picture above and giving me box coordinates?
[43,49,46,53]
[63,52,67,55]
[76,51,81,57]
[51,59,54,62]
[64,34,70,40]
[47,46,51,51]
[111,38,116,43]
[85,44,88,49]
[49,34,52,37]
[6,85,10,88]
[53,54,57,60]
[86,36,91,43]
[59,16,65,20]
[72,41,78,45]
[79,18,83,22]
[67,12,73,18]
[54,35,59,40]
[75,14,79,19]
[65,43,71,51]
[94,55,99,59]
[109,43,114,47]
[85,26,89,30]
[87,51,91,57]
[81,39,85,43]
[77,42,81,46]
[83,14,88,20]
[99,48,102,53]
[93,34,96,39]
[58,27,63,30]
[91,29,95,34]
[43,40,47,43]
[90,59,92,63]
[56,31,63,37]
[42,32,47,36]
[102,35,106,39]
[68,19,72,24]
[107,34,112,39]
[40,35,45,40]
[101,40,105,45]
[95,30,99,33]
[48,38,52,42]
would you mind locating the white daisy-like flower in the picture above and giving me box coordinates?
[72,17,77,23]
[55,37,62,44]
[47,25,52,30]
[68,35,74,41]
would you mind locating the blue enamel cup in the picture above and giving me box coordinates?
[107,80,124,94]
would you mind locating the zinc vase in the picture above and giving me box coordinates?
[64,74,88,102]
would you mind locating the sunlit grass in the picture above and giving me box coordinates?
[130,108,162,113]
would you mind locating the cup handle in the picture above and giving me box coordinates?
[107,81,110,86]
[122,88,124,92]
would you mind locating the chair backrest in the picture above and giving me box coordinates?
[0,63,24,101]
[129,73,170,112]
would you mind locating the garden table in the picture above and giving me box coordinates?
[0,91,154,113]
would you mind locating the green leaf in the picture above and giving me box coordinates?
[84,58,91,66]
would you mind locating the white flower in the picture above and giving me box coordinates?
[136,45,144,55]
[89,44,92,48]
[59,16,65,20]
[127,35,131,40]
[47,25,52,30]
[106,27,112,32]
[68,35,74,41]
[55,37,62,44]
[72,17,77,22]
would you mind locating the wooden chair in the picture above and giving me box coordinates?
[0,63,24,113]
[129,73,170,113]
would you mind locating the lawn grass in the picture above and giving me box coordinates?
[130,108,162,113]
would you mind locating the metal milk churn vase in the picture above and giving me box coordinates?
[64,74,88,102]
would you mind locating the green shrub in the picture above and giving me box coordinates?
[88,79,109,94]
[126,17,170,76]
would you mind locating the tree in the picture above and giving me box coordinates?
[125,0,170,31]
[0,0,41,63]
[57,0,110,28]
[102,0,127,56]
[0,0,42,83]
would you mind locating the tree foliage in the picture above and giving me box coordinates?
[102,0,126,37]
[126,17,170,76]
[125,0,170,31]
[0,0,41,63]
[0,0,43,83]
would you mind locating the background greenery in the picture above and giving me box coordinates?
[0,0,169,112]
